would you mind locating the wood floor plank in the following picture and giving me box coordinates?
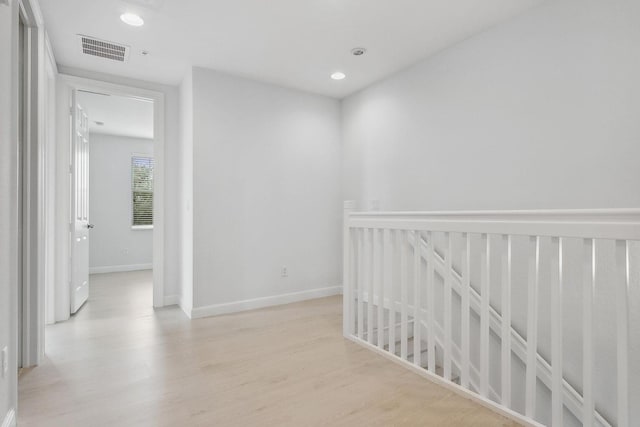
[19,270,520,426]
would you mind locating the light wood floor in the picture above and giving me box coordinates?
[19,271,519,426]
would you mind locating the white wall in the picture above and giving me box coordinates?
[185,67,342,316]
[343,0,640,211]
[88,133,153,273]
[0,2,18,424]
[55,66,181,309]
[342,0,640,424]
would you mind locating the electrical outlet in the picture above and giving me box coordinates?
[281,266,288,277]
[1,346,7,378]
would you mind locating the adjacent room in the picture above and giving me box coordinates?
[82,90,155,322]
[81,90,155,278]
[58,88,155,315]
[1,0,638,426]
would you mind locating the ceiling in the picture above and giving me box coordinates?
[77,90,154,139]
[41,0,541,98]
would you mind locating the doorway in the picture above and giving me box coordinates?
[50,75,166,324]
[76,89,156,312]
[16,0,42,371]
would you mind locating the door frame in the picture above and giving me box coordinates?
[58,74,166,309]
[17,0,45,369]
[43,36,57,326]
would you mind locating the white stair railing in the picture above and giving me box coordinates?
[342,202,639,427]
[408,231,611,427]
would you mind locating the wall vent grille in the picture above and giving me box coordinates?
[78,35,130,62]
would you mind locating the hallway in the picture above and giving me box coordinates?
[18,271,518,426]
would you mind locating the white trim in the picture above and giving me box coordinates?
[163,294,180,306]
[1,409,16,427]
[89,264,152,274]
[58,74,166,308]
[42,21,56,327]
[349,208,640,240]
[43,31,56,73]
[131,225,153,230]
[19,0,46,369]
[190,286,342,319]
[25,0,41,25]
[346,336,544,427]
[4,0,20,416]
[351,207,640,217]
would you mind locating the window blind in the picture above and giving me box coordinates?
[132,156,154,226]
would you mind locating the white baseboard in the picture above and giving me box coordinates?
[163,294,180,306]
[2,409,16,427]
[89,263,152,274]
[190,285,342,319]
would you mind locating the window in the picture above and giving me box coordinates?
[131,156,154,228]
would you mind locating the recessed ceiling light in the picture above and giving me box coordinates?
[94,121,105,126]
[331,72,346,81]
[120,13,144,27]
[351,48,367,56]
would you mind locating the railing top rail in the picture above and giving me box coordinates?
[350,208,640,219]
[346,207,640,240]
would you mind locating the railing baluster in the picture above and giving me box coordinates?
[357,228,364,340]
[501,234,512,408]
[461,232,471,389]
[400,230,409,360]
[342,202,356,337]
[343,229,351,336]
[426,231,436,374]
[352,230,358,336]
[376,229,385,349]
[525,236,540,419]
[616,240,630,427]
[413,231,422,367]
[480,233,490,397]
[551,237,563,426]
[350,230,358,336]
[444,232,453,381]
[389,230,397,356]
[366,228,374,344]
[582,238,595,427]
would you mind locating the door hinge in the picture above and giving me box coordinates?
[69,165,73,174]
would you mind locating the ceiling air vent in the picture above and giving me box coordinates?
[78,35,130,62]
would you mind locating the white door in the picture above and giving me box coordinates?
[70,90,91,314]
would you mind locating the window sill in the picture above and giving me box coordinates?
[132,225,154,230]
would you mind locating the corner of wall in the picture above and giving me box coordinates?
[178,293,192,319]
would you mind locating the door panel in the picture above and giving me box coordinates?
[70,90,90,314]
